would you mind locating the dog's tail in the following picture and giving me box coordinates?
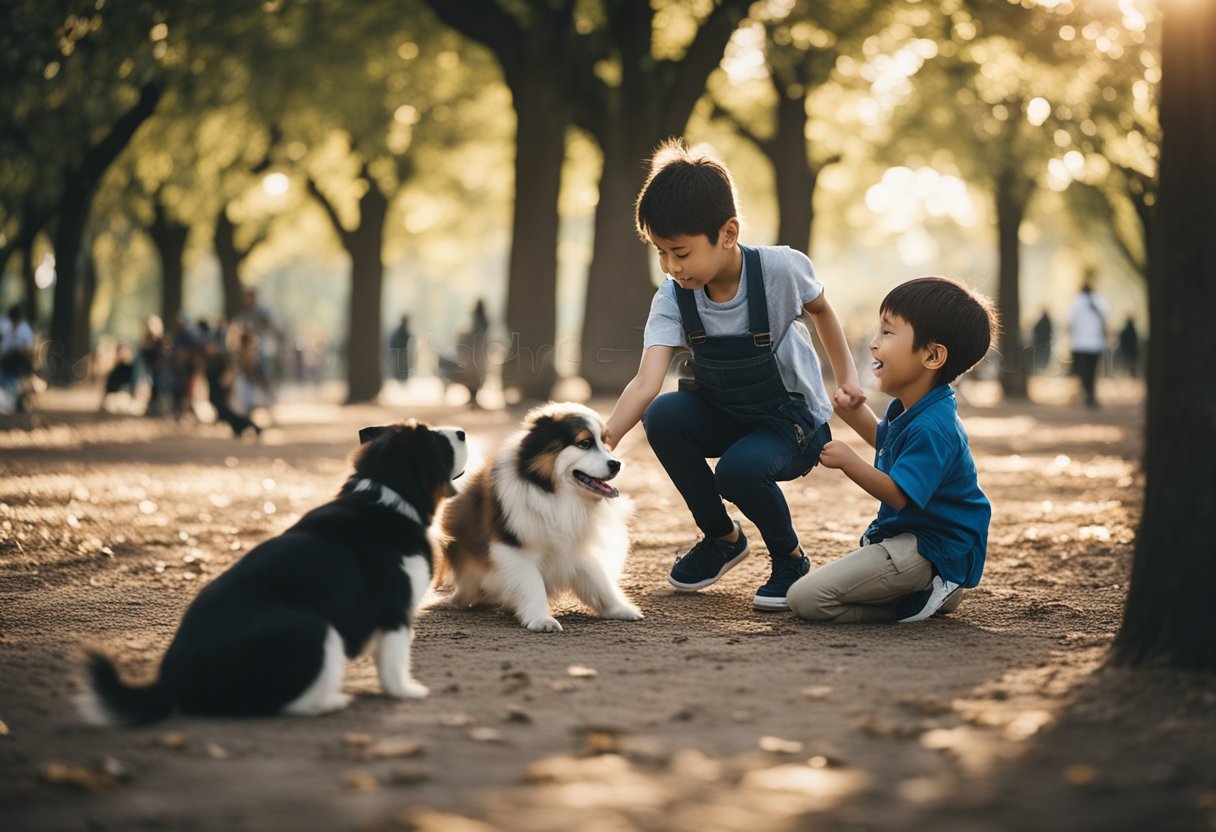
[77,652,175,727]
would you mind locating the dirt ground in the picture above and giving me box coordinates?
[1,380,1213,832]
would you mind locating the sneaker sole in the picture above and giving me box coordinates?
[752,594,790,611]
[897,582,962,623]
[667,546,749,591]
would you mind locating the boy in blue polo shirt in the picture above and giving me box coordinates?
[787,276,998,623]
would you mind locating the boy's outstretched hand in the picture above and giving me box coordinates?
[819,439,862,471]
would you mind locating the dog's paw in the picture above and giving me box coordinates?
[286,691,352,716]
[323,692,354,712]
[384,679,430,700]
[601,604,644,621]
[524,616,563,632]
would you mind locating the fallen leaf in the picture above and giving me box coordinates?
[1063,764,1098,786]
[357,738,425,760]
[758,736,804,754]
[0,719,10,737]
[801,686,832,701]
[402,807,496,832]
[159,731,188,750]
[40,760,122,792]
[343,771,379,792]
[468,727,505,743]
[204,743,229,759]
[566,664,598,678]
[439,713,476,728]
[581,728,623,754]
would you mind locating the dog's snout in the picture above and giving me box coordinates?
[607,459,621,476]
[456,430,466,442]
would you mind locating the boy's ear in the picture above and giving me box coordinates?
[718,217,739,248]
[922,342,948,371]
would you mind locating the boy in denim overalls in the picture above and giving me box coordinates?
[604,140,863,610]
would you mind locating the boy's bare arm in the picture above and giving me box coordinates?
[603,345,675,449]
[818,440,908,509]
[832,390,879,447]
[803,292,864,408]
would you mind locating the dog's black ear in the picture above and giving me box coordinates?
[359,425,392,445]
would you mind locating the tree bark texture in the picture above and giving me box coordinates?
[498,75,564,400]
[995,163,1029,400]
[72,245,99,380]
[151,198,190,328]
[214,207,248,323]
[1113,0,1216,671]
[771,91,816,256]
[306,169,388,405]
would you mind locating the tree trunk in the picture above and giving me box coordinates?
[344,176,388,405]
[1113,0,1216,671]
[995,164,1029,400]
[578,131,655,395]
[47,193,90,385]
[19,235,39,325]
[72,243,99,382]
[45,81,162,386]
[499,75,564,401]
[214,206,246,323]
[151,199,190,327]
[772,93,815,255]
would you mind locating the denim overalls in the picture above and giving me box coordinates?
[642,245,830,558]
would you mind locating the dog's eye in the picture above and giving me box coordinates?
[576,439,593,450]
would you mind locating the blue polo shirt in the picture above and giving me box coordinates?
[863,384,990,587]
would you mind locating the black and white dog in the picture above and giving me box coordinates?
[80,420,467,725]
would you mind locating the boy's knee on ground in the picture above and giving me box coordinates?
[787,573,836,621]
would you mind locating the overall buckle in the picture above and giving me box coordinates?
[752,331,772,347]
[689,331,708,345]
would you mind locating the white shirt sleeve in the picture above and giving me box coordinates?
[642,280,688,350]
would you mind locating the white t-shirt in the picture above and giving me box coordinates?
[1068,291,1109,353]
[642,245,833,426]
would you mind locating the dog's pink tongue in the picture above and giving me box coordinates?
[592,478,620,498]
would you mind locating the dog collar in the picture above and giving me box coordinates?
[349,478,424,526]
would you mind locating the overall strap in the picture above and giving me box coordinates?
[741,245,771,347]
[674,283,707,345]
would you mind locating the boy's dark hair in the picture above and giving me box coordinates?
[635,139,738,245]
[881,276,1000,386]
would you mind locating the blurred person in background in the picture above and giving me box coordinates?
[0,304,36,413]
[1031,309,1054,374]
[1117,316,1140,378]
[1068,276,1109,408]
[388,314,413,383]
[139,315,169,417]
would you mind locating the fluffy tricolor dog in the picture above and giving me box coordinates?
[79,420,467,725]
[440,402,641,632]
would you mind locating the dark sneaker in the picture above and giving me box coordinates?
[895,576,962,622]
[753,549,811,610]
[668,523,749,591]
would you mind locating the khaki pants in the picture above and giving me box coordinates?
[787,533,961,623]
